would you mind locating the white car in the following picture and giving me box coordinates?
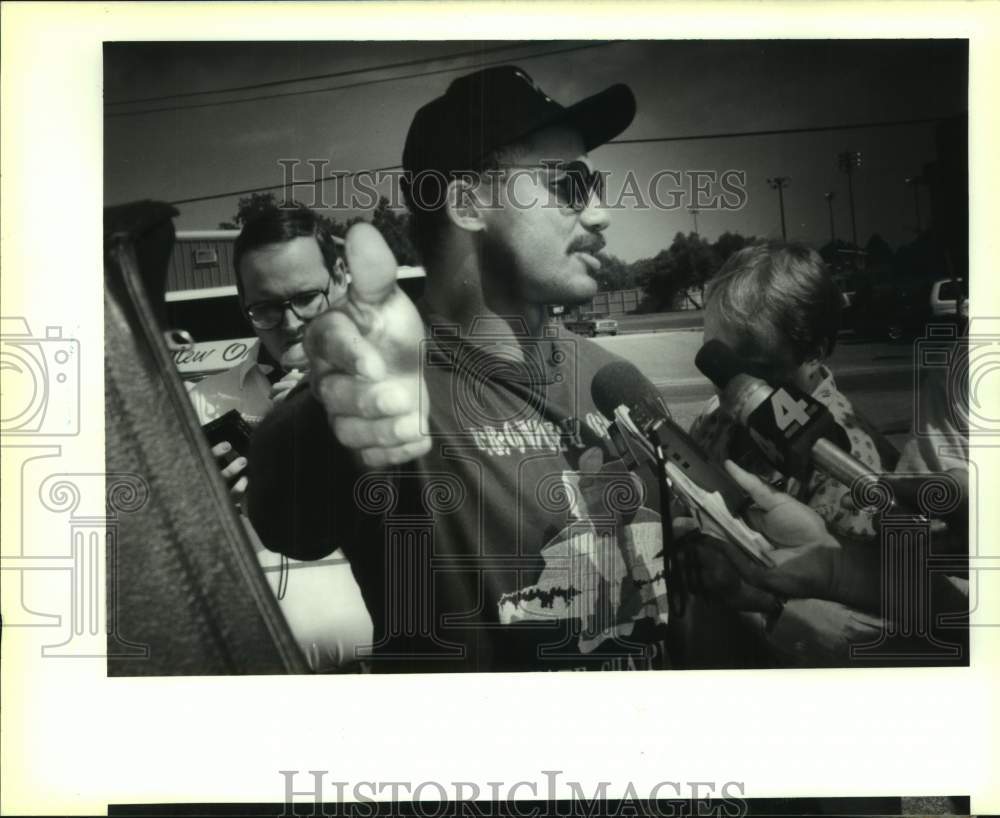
[929,277,966,317]
[564,314,619,337]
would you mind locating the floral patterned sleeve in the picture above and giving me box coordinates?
[803,387,891,540]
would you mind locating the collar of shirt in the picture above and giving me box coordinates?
[810,363,837,400]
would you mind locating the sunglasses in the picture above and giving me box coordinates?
[494,160,605,212]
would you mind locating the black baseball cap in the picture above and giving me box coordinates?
[402,65,636,182]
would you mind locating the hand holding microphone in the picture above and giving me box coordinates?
[591,360,750,516]
[591,359,775,616]
[717,461,886,613]
[695,339,883,497]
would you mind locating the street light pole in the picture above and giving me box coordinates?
[767,176,790,240]
[838,150,862,247]
[824,191,836,243]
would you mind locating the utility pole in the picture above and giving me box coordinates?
[767,176,790,240]
[688,207,700,236]
[838,150,863,247]
[904,175,923,233]
[824,191,836,243]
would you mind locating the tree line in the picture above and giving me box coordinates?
[221,194,949,314]
[220,193,760,311]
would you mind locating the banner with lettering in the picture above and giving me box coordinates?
[172,337,256,377]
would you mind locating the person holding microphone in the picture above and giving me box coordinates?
[690,241,896,543]
[676,459,968,666]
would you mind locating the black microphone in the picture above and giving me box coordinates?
[591,360,749,516]
[592,359,686,615]
[694,339,875,491]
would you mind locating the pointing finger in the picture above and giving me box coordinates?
[359,439,433,469]
[305,308,386,381]
[344,222,399,306]
[333,413,424,450]
[314,374,420,419]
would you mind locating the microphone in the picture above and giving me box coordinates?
[592,359,684,615]
[592,359,778,607]
[591,360,749,516]
[694,339,875,491]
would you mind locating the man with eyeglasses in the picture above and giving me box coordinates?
[188,207,347,500]
[249,67,675,673]
[189,206,376,673]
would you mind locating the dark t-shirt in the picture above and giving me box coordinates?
[249,318,670,672]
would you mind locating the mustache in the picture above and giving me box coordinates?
[567,234,606,256]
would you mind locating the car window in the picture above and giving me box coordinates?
[938,280,961,301]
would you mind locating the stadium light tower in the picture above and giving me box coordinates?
[824,191,836,243]
[838,150,863,246]
[767,176,791,240]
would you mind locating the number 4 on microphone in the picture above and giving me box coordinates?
[771,388,812,432]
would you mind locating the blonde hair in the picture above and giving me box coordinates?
[705,241,842,368]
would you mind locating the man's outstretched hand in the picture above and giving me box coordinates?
[305,223,431,468]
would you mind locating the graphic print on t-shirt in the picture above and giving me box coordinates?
[496,448,668,655]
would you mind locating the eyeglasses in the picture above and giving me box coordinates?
[244,281,332,331]
[494,160,605,212]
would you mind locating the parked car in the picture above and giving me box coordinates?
[564,313,619,337]
[929,277,966,317]
[851,276,966,341]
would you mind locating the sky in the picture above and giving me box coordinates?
[104,39,967,263]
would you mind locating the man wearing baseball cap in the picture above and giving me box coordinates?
[248,66,674,672]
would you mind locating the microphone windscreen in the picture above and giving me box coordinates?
[694,339,744,390]
[591,360,665,423]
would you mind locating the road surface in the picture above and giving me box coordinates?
[614,311,707,335]
[590,326,916,449]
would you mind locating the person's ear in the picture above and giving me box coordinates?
[332,256,348,286]
[444,174,487,234]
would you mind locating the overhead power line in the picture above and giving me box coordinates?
[166,113,964,207]
[106,42,534,105]
[608,114,963,146]
[169,165,401,206]
[106,42,615,118]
